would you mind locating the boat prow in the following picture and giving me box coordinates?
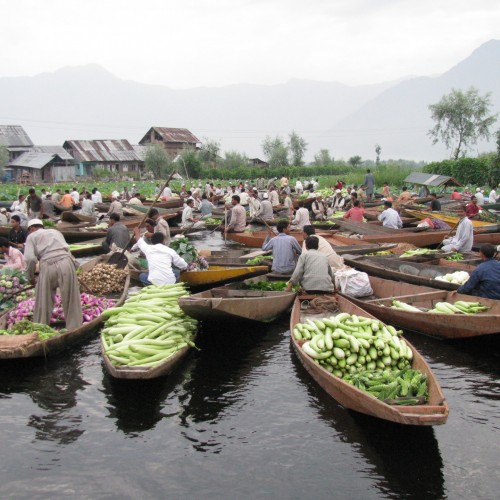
[290,294,449,425]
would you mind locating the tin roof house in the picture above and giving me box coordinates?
[138,127,200,157]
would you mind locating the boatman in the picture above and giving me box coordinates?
[455,244,500,300]
[302,226,344,270]
[286,236,334,293]
[24,219,82,330]
[262,220,302,275]
[441,205,474,253]
[378,201,403,229]
[225,195,247,233]
[132,227,188,285]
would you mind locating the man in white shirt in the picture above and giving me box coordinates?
[239,189,250,210]
[132,227,188,285]
[442,205,474,252]
[161,185,173,199]
[378,201,402,229]
[10,195,27,215]
[91,188,102,203]
[488,187,498,204]
[268,187,280,207]
[249,190,261,218]
[291,201,311,229]
[474,188,485,206]
[295,180,303,195]
[70,187,80,206]
[181,199,205,229]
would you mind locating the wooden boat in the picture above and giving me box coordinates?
[404,209,497,227]
[129,264,269,289]
[58,227,109,243]
[69,239,105,256]
[178,275,296,322]
[343,275,500,339]
[225,229,307,247]
[102,337,194,380]
[0,255,130,359]
[61,211,97,224]
[344,255,466,291]
[142,198,184,209]
[290,294,449,425]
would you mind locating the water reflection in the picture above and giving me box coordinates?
[290,352,445,499]
[101,363,187,435]
[0,351,86,446]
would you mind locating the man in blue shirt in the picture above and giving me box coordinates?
[456,244,500,299]
[262,220,302,274]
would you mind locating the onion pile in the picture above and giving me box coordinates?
[78,263,128,295]
[7,293,116,327]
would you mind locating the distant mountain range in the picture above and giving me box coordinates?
[1,39,499,162]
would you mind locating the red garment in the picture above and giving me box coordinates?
[465,203,479,218]
[343,206,365,222]
[451,191,462,200]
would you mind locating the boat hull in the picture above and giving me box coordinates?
[290,295,449,425]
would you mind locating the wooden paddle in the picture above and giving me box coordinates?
[436,218,461,250]
[259,216,276,237]
[108,171,176,268]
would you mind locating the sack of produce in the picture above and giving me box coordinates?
[335,268,373,298]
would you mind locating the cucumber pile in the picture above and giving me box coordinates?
[101,284,198,368]
[293,313,430,405]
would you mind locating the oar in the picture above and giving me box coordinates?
[436,218,461,250]
[259,217,276,237]
[108,171,176,268]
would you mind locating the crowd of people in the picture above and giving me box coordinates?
[1,174,499,328]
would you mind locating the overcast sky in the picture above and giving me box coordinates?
[2,0,500,88]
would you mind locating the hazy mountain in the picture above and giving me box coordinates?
[1,39,499,162]
[326,39,500,161]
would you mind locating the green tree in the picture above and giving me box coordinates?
[348,155,363,168]
[199,138,220,168]
[178,145,202,179]
[262,135,289,168]
[0,145,8,178]
[375,144,381,165]
[490,129,500,188]
[313,149,333,166]
[428,87,498,160]
[288,130,307,166]
[145,144,170,178]
[223,151,248,170]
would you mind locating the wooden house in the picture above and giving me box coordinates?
[138,127,200,158]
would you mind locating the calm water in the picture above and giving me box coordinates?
[1,233,499,499]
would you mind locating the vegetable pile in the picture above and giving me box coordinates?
[444,252,464,261]
[7,293,116,326]
[399,248,437,258]
[0,269,34,310]
[78,263,128,294]
[245,255,273,265]
[293,312,428,404]
[240,280,293,291]
[202,217,222,225]
[434,271,469,285]
[391,299,488,314]
[69,243,102,252]
[169,237,208,271]
[0,319,61,340]
[101,283,198,368]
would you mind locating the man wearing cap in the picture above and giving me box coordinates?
[24,219,82,330]
[474,188,485,206]
[258,193,274,220]
[0,208,8,224]
[107,195,123,217]
[332,189,346,210]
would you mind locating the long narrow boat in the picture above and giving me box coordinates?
[68,239,105,257]
[102,338,193,380]
[404,208,498,227]
[342,275,500,339]
[128,264,269,290]
[178,275,296,322]
[290,294,449,425]
[344,255,466,291]
[0,256,130,359]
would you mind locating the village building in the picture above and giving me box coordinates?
[138,127,200,158]
[63,139,145,178]
[248,158,269,168]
